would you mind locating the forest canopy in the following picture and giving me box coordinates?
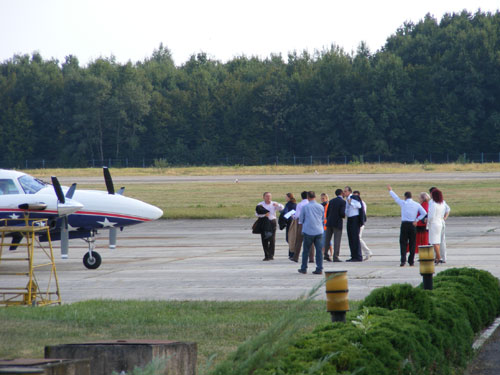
[1,10,500,166]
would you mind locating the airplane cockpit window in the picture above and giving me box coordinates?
[18,175,46,194]
[0,179,20,195]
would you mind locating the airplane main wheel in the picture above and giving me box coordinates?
[83,252,102,269]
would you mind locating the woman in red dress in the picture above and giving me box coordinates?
[406,192,430,254]
[415,192,430,250]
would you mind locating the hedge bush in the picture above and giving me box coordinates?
[212,268,500,375]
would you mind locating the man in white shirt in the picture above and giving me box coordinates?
[429,187,451,263]
[290,191,314,263]
[344,186,363,262]
[353,190,372,261]
[256,192,284,261]
[388,185,427,267]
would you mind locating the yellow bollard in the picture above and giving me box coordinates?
[418,245,435,290]
[325,270,349,323]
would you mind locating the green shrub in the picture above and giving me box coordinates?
[211,268,500,375]
[359,280,474,369]
[435,268,500,315]
[361,284,434,321]
[256,308,443,375]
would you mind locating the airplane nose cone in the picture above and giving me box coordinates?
[140,203,163,220]
[58,199,84,216]
[149,205,163,220]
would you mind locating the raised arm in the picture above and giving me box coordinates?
[387,185,404,207]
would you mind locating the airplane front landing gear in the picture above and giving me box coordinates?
[83,234,102,269]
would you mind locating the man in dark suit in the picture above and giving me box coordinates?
[323,188,346,262]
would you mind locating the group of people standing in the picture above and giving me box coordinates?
[254,184,451,272]
[388,186,450,266]
[255,186,370,275]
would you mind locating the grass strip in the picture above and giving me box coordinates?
[74,179,500,219]
[23,163,500,177]
[0,299,340,372]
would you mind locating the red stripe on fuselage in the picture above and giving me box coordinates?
[75,210,151,222]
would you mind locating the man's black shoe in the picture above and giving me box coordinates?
[333,258,343,262]
[346,258,362,262]
[308,260,314,263]
[263,258,270,261]
[298,269,307,274]
[312,270,323,275]
[289,258,298,263]
[324,255,332,262]
[400,263,405,267]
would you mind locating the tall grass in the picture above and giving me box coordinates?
[74,179,500,219]
[24,162,500,178]
[0,300,334,371]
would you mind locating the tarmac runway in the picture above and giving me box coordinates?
[5,216,498,304]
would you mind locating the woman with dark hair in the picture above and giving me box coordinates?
[428,189,446,264]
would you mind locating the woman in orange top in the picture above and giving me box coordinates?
[320,193,333,258]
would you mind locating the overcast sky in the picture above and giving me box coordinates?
[1,0,499,66]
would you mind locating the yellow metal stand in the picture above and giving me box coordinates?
[0,216,61,306]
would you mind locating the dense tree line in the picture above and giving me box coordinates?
[1,10,500,166]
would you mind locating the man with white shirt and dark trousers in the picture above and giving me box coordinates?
[324,188,346,262]
[256,192,284,261]
[298,191,324,275]
[344,186,363,262]
[388,185,427,267]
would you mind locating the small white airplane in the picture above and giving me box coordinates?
[0,168,163,269]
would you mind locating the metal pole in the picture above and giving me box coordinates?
[422,274,433,290]
[310,155,313,165]
[330,311,346,323]
[481,152,484,163]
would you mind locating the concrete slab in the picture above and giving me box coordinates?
[1,217,499,303]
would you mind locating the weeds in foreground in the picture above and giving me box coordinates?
[207,275,347,375]
[112,356,168,375]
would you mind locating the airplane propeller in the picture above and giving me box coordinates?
[51,177,81,258]
[102,167,124,249]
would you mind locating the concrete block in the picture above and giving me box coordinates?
[45,340,197,375]
[0,358,90,375]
